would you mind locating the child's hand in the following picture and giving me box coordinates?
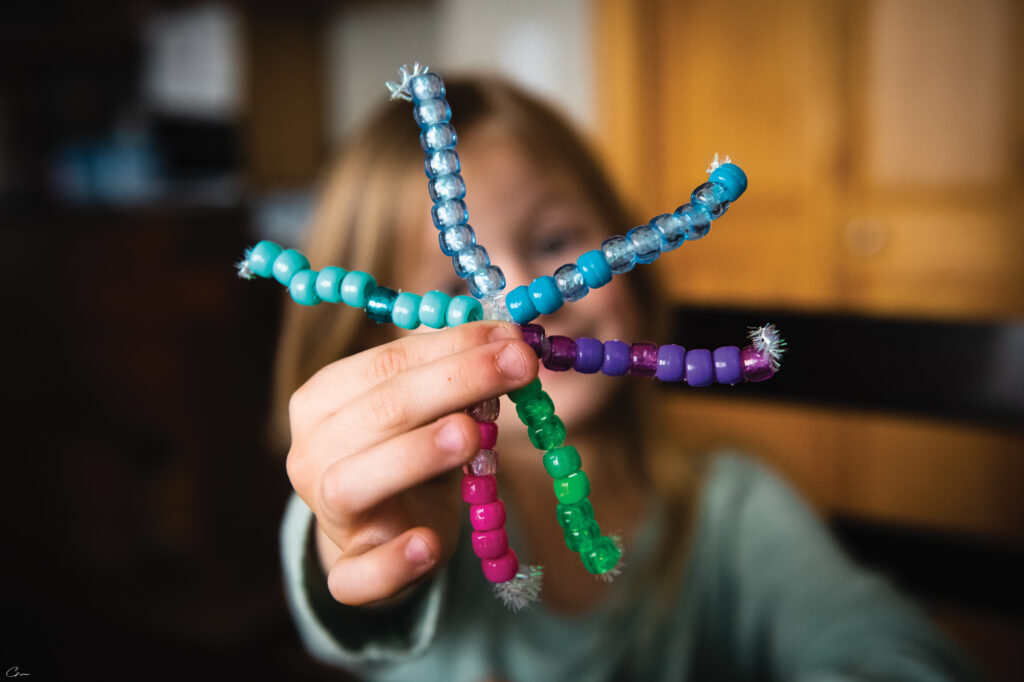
[286,321,536,606]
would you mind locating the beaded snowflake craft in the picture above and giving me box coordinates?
[238,63,785,610]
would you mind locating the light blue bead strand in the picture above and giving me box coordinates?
[432,199,468,229]
[452,245,490,278]
[576,249,612,288]
[425,150,460,178]
[506,285,538,324]
[419,290,452,328]
[650,213,687,252]
[626,224,662,264]
[468,265,506,299]
[391,292,422,329]
[438,224,477,256]
[413,98,451,126]
[708,163,748,202]
[428,173,466,202]
[315,266,347,303]
[340,270,376,308]
[600,235,636,275]
[553,263,589,302]
[674,203,712,241]
[247,240,282,279]
[446,295,483,326]
[409,72,445,101]
[272,249,310,286]
[289,269,320,306]
[528,276,564,315]
[420,123,457,151]
[691,181,730,219]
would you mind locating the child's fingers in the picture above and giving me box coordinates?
[326,528,441,606]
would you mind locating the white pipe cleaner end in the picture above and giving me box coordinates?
[493,565,543,611]
[235,247,256,280]
[706,153,733,174]
[597,536,625,584]
[748,323,787,370]
[385,62,430,102]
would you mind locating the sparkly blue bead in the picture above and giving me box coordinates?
[413,98,451,126]
[650,213,687,252]
[272,248,310,286]
[626,224,662,264]
[438,224,477,256]
[391,292,422,329]
[528,276,563,315]
[409,72,445,101]
[601,235,636,275]
[315,266,347,303]
[289,269,320,306]
[428,173,466,202]
[340,270,376,308]
[691,181,730,219]
[432,199,468,229]
[365,286,399,324]
[506,285,538,324]
[468,266,506,299]
[419,290,451,328]
[446,295,483,326]
[708,163,747,202]
[424,150,460,178]
[553,263,588,302]
[247,241,282,278]
[576,249,612,288]
[674,203,712,241]
[420,122,457,151]
[452,245,490,278]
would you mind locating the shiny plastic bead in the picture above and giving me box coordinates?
[685,348,714,387]
[602,340,630,376]
[272,248,310,286]
[527,414,566,450]
[418,290,451,328]
[626,224,662,264]
[543,445,581,478]
[365,286,399,324]
[409,72,445,100]
[741,347,776,383]
[391,292,422,329]
[469,397,500,422]
[452,245,490,278]
[576,249,612,288]
[556,499,595,530]
[468,266,505,299]
[315,266,347,303]
[581,536,621,575]
[564,520,601,552]
[574,337,604,374]
[656,344,687,382]
[518,324,549,358]
[413,97,451,126]
[650,213,688,252]
[507,377,542,403]
[467,447,498,475]
[553,263,589,302]
[289,269,320,306]
[675,202,712,241]
[691,181,730,219]
[481,549,519,583]
[713,345,742,385]
[469,500,506,531]
[528,276,563,315]
[432,199,469,229]
[445,295,483,326]
[515,392,554,425]
[629,342,659,377]
[247,240,282,278]
[462,475,498,504]
[709,163,748,201]
[424,149,460,178]
[428,172,466,202]
[482,293,512,321]
[340,270,376,308]
[438,224,476,256]
[420,122,457,151]
[506,286,538,324]
[478,423,498,450]
[471,528,509,560]
[553,471,590,504]
[601,234,636,275]
[543,336,576,371]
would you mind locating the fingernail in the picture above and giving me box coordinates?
[436,419,466,453]
[495,343,527,380]
[405,535,434,566]
[488,323,520,343]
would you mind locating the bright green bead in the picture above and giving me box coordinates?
[543,445,581,479]
[419,290,451,328]
[288,269,320,306]
[446,295,483,326]
[507,378,542,404]
[552,470,589,504]
[556,499,595,530]
[315,266,347,303]
[391,292,422,329]
[341,271,376,308]
[563,519,601,552]
[272,248,310,286]
[527,415,566,451]
[581,536,621,575]
[515,392,554,425]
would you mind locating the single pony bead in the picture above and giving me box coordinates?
[741,347,776,383]
[468,265,506,299]
[709,162,748,202]
[553,471,590,504]
[576,249,613,288]
[471,529,509,560]
[691,181,730,219]
[413,97,451,126]
[713,345,743,385]
[428,172,466,202]
[289,269,320,306]
[365,285,399,324]
[656,344,687,382]
[420,122,457,152]
[675,203,712,241]
[246,240,282,278]
[543,445,582,478]
[553,263,589,302]
[507,377,542,403]
[481,549,519,583]
[462,475,499,504]
[470,500,506,531]
[600,235,636,275]
[650,213,688,252]
[445,295,483,326]
[527,414,566,450]
[425,149,460,178]
[628,342,659,377]
[574,337,604,374]
[439,224,476,256]
[518,324,549,359]
[543,336,577,371]
[581,536,621,576]
[272,248,310,286]
[467,447,498,474]
[452,245,490,278]
[506,285,538,324]
[469,397,500,422]
[626,224,662,265]
[340,270,376,308]
[433,199,469,229]
[515,392,555,425]
[602,340,630,376]
[528,276,563,315]
[478,423,498,449]
[418,290,452,328]
[564,520,601,552]
[391,291,422,329]
[556,499,595,530]
[685,348,714,387]
[315,266,347,303]
[409,72,444,100]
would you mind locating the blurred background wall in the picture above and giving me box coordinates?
[2,1,1021,680]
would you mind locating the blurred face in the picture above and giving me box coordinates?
[396,126,640,431]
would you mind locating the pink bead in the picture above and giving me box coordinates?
[471,528,509,559]
[462,475,498,504]
[481,549,519,583]
[464,448,498,476]
[478,421,498,449]
[469,500,506,531]
[740,346,776,383]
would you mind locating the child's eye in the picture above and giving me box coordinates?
[531,227,583,258]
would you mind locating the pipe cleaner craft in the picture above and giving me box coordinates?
[238,63,785,610]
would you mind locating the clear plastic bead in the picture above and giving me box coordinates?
[428,173,466,202]
[600,235,636,275]
[469,397,501,422]
[674,203,712,240]
[452,245,491,278]
[431,199,468,229]
[424,150,460,178]
[410,72,445,101]
[690,181,730,219]
[466,449,499,476]
[439,224,476,256]
[482,292,513,321]
[650,213,687,251]
[626,224,662,264]
[420,123,457,151]
[469,266,506,298]
[553,263,589,302]
[413,98,452,127]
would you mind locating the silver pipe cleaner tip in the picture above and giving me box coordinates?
[385,62,430,101]
[748,323,786,370]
